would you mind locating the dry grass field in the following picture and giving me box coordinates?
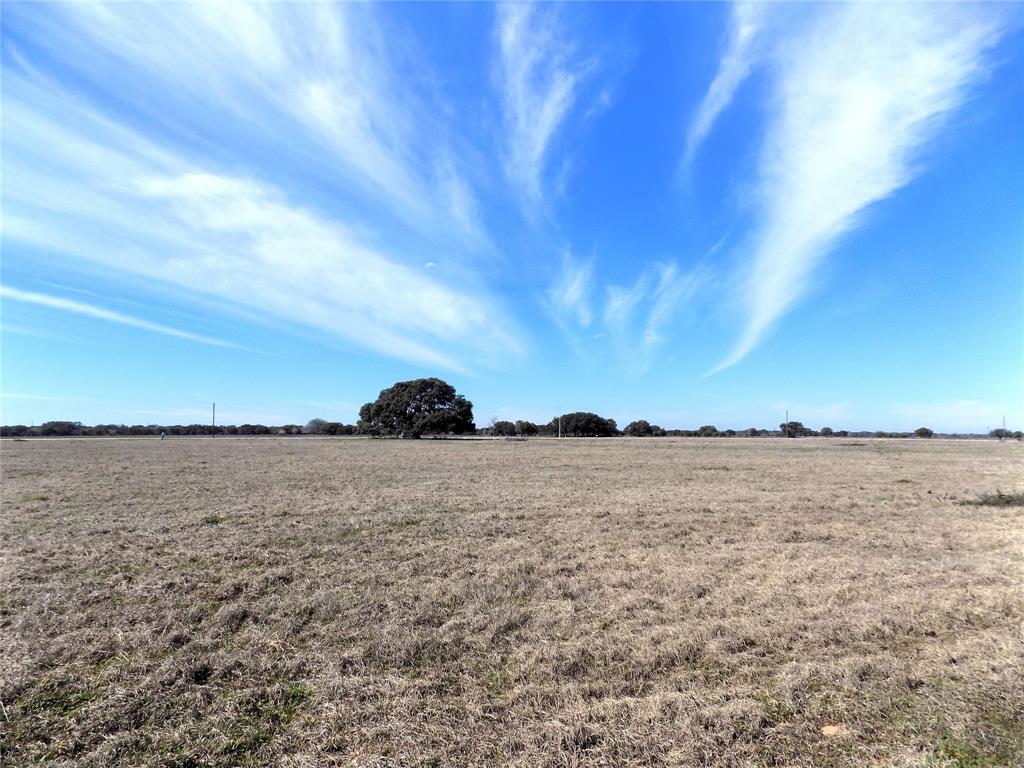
[1,437,1022,767]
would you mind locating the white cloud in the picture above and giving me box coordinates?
[0,286,237,348]
[604,275,650,334]
[2,81,521,372]
[5,2,484,242]
[495,4,591,209]
[703,4,1008,373]
[604,263,708,371]
[642,264,706,350]
[547,252,594,329]
[684,2,765,165]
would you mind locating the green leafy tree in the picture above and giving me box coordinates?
[780,421,811,438]
[550,412,618,437]
[358,378,475,437]
[515,420,539,436]
[238,424,270,435]
[624,419,654,437]
[820,426,834,437]
[697,425,718,437]
[304,418,329,435]
[491,420,517,437]
[914,427,934,438]
[40,421,82,436]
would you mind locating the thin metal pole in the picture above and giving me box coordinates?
[212,402,216,438]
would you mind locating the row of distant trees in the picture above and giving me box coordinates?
[0,421,361,438]
[3,419,1019,440]
[3,377,1019,439]
[477,419,1021,439]
[485,412,619,438]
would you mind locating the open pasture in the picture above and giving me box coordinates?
[1,437,1022,767]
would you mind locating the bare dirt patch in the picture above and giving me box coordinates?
[1,437,1022,766]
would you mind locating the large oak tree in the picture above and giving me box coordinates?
[358,378,475,437]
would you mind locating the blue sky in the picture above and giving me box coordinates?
[2,2,1022,432]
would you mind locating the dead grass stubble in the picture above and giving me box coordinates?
[1,437,1022,767]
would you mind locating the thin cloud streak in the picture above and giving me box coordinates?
[605,263,709,373]
[0,286,237,348]
[496,4,589,210]
[547,251,594,330]
[684,2,764,166]
[702,4,1008,373]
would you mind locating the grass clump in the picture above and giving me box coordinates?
[928,737,992,767]
[961,491,1024,508]
[20,677,96,718]
[222,684,312,756]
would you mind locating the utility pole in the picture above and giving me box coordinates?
[558,414,562,438]
[212,402,216,438]
[785,409,789,438]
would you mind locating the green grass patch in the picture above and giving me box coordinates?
[20,677,96,718]
[961,491,1024,508]
[758,695,795,726]
[200,514,224,525]
[16,494,49,503]
[481,667,511,696]
[334,524,364,540]
[222,683,313,756]
[928,737,991,767]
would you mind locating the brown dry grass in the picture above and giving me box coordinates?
[1,437,1022,767]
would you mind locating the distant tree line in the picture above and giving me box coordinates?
[0,420,360,438]
[475,417,1020,439]
[4,377,1020,440]
[5,417,1019,441]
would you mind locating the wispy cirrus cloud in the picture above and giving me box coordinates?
[683,2,765,166]
[547,251,595,330]
[0,286,237,348]
[2,79,521,372]
[495,4,593,210]
[4,2,485,245]
[604,263,708,371]
[548,252,707,371]
[693,3,1010,373]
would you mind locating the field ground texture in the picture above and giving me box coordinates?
[1,437,1022,767]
